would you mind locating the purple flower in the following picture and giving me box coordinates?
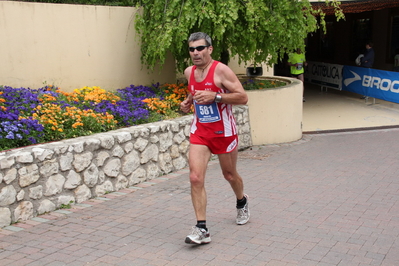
[0,86,45,149]
[88,84,160,126]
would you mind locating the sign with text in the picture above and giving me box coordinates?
[305,61,343,90]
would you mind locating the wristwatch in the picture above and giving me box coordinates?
[214,92,222,103]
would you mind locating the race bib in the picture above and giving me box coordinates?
[194,102,221,123]
[296,63,303,70]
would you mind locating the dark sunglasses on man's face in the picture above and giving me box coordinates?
[189,45,209,52]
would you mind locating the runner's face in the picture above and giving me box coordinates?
[189,40,213,67]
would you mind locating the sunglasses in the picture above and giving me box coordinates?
[189,45,209,52]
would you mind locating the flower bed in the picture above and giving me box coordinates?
[241,77,287,90]
[0,84,189,152]
[238,75,288,90]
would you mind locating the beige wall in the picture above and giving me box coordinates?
[0,2,176,92]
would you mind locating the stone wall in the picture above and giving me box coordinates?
[0,106,251,227]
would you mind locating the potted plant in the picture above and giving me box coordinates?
[238,75,303,145]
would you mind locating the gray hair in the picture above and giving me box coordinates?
[188,32,212,46]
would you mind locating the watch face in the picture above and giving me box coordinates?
[215,94,222,102]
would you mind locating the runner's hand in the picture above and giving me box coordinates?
[180,98,192,113]
[193,91,215,104]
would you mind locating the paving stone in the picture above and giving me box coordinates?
[1,129,399,265]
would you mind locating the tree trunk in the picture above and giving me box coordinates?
[220,50,230,65]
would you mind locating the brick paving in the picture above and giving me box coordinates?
[1,128,399,265]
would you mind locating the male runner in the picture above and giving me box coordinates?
[180,32,250,245]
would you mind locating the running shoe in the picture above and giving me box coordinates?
[185,226,211,244]
[236,194,250,225]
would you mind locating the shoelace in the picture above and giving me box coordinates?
[237,208,248,218]
[191,226,205,234]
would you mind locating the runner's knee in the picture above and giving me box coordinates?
[222,171,237,182]
[189,173,205,187]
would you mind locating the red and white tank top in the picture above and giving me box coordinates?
[189,60,237,137]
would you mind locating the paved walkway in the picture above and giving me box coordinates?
[303,84,399,132]
[1,128,399,265]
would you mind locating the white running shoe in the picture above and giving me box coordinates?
[185,226,211,244]
[236,194,250,225]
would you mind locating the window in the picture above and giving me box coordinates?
[388,14,399,62]
[320,21,335,60]
[351,18,372,60]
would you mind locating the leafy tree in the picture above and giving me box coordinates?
[134,0,344,72]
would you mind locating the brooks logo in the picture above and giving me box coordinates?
[343,71,361,86]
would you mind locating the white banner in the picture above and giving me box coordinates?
[305,61,343,90]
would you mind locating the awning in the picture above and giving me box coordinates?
[312,0,399,15]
